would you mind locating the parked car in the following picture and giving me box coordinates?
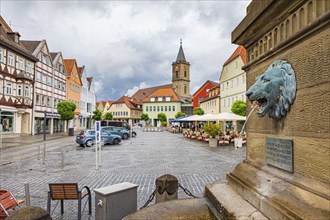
[101,126,130,139]
[101,120,130,129]
[115,127,136,137]
[76,130,122,147]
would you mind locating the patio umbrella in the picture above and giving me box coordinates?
[202,112,246,121]
[177,114,202,122]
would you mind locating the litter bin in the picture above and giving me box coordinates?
[68,128,74,136]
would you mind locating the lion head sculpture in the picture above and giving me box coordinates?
[246,60,296,119]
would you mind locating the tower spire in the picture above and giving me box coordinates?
[176,39,186,62]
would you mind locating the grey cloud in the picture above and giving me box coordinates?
[1,1,250,101]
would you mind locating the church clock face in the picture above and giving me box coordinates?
[184,66,188,70]
[175,66,179,71]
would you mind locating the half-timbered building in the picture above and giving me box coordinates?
[0,16,38,136]
[21,40,66,134]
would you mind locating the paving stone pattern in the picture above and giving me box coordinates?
[0,129,245,219]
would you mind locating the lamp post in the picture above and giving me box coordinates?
[0,108,2,148]
[43,110,47,141]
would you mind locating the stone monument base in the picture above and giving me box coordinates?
[205,162,330,219]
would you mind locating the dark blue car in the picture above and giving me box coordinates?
[76,130,122,147]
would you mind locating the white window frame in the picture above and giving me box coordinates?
[165,97,171,102]
[158,97,163,102]
[150,97,155,102]
[42,74,46,84]
[47,76,52,86]
[18,58,25,70]
[24,85,30,97]
[0,48,3,63]
[6,82,12,95]
[36,71,41,81]
[26,62,32,73]
[17,84,22,96]
[8,53,14,66]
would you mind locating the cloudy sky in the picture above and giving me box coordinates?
[0,0,250,101]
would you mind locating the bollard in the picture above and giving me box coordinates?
[155,174,178,203]
[24,183,31,206]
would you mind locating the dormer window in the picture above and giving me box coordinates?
[165,96,171,102]
[14,35,19,43]
[150,97,155,102]
[8,32,20,43]
[158,97,163,102]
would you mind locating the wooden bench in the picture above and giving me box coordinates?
[47,183,91,220]
[0,190,24,219]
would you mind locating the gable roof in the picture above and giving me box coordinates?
[64,59,83,86]
[50,52,58,61]
[20,40,41,54]
[143,88,184,103]
[0,16,38,62]
[192,80,219,96]
[223,45,246,66]
[113,96,142,110]
[131,84,172,102]
[64,59,75,75]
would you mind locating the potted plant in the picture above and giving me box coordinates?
[203,123,222,147]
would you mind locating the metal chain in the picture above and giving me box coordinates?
[140,186,159,209]
[179,183,199,198]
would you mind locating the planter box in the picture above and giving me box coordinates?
[209,138,218,147]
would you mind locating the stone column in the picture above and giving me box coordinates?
[155,174,178,203]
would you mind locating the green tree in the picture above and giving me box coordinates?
[231,100,246,116]
[57,101,76,120]
[231,100,246,124]
[92,109,102,121]
[104,112,113,120]
[193,107,204,115]
[141,113,149,122]
[175,111,186,118]
[157,113,167,122]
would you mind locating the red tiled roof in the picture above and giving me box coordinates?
[223,45,246,66]
[143,88,183,103]
[113,96,141,110]
[131,84,172,102]
[192,80,219,96]
[64,59,75,76]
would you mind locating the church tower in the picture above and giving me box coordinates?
[172,40,190,100]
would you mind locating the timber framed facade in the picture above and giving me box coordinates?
[0,16,38,136]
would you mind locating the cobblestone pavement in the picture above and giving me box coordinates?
[0,128,246,219]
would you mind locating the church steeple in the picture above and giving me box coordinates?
[172,40,190,99]
[176,39,186,62]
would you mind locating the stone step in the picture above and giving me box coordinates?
[205,180,268,220]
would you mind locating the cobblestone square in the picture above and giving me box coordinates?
[0,129,245,219]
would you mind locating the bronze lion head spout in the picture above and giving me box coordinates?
[246,60,296,119]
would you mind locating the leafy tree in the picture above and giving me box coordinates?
[175,111,186,118]
[161,121,167,127]
[57,101,76,120]
[193,107,204,115]
[231,100,247,116]
[157,113,167,122]
[92,109,102,121]
[141,113,149,122]
[231,100,246,125]
[104,112,113,120]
